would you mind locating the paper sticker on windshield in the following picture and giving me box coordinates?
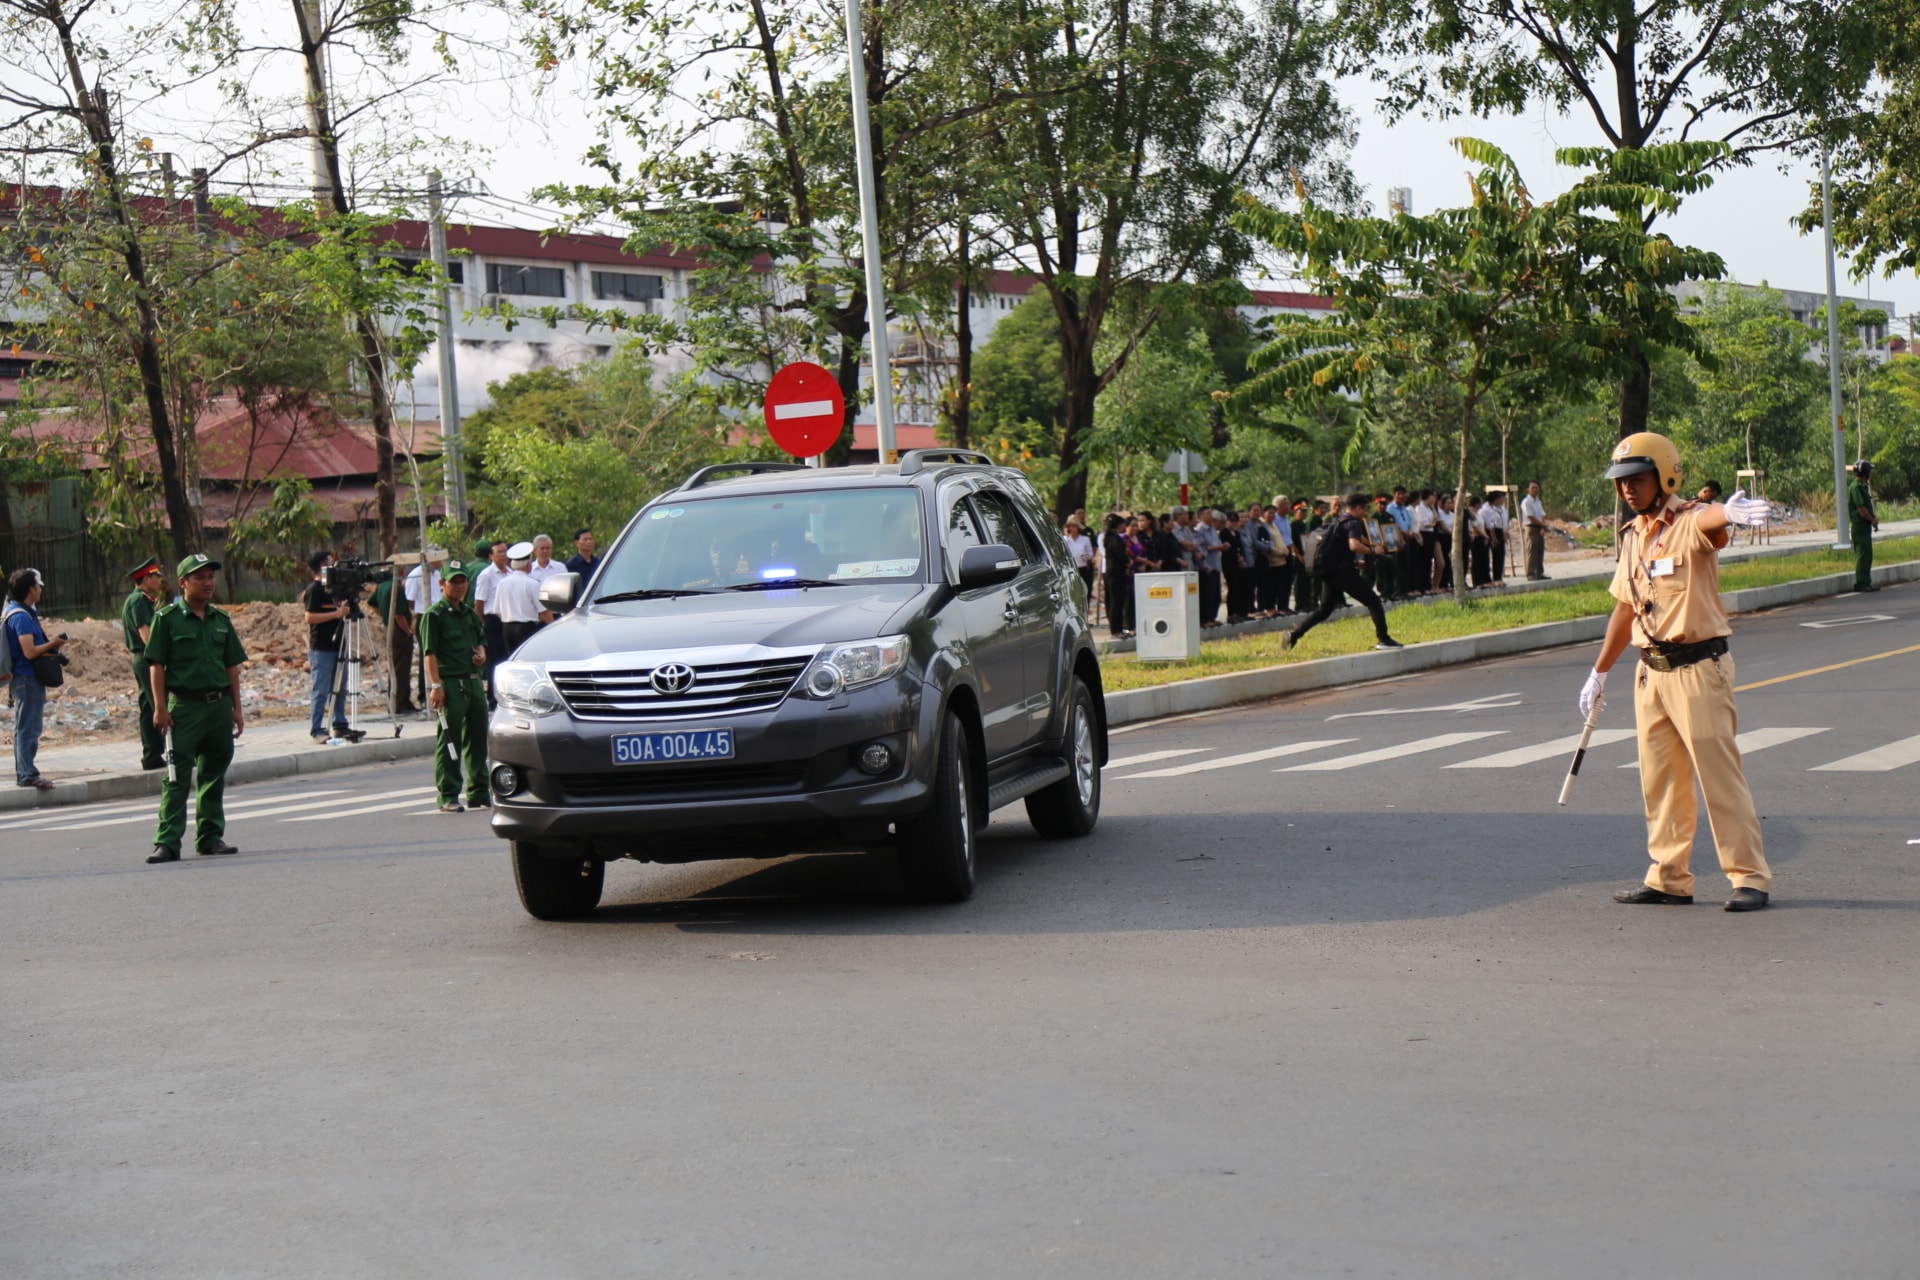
[834,559,918,579]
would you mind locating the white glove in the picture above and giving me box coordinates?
[1723,489,1770,528]
[1578,668,1608,720]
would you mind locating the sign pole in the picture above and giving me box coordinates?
[844,0,896,462]
[1179,451,1190,506]
[1822,141,1851,552]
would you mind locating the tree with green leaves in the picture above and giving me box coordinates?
[1799,1,1920,278]
[1337,0,1883,437]
[1234,138,1724,602]
[1679,284,1827,493]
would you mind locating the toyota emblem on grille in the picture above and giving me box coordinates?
[650,662,697,695]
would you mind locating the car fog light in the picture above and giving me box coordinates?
[858,743,892,775]
[805,663,845,699]
[491,764,520,795]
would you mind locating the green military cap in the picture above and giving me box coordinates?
[473,538,493,560]
[175,552,220,578]
[127,556,162,583]
[443,559,471,581]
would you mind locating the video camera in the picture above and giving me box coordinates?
[321,558,394,618]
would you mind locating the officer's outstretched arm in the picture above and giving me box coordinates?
[227,664,244,738]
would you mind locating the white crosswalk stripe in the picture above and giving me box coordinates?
[0,796,171,831]
[1103,748,1208,771]
[37,789,356,831]
[1116,740,1353,779]
[1809,733,1920,773]
[283,790,444,821]
[1446,729,1636,769]
[1279,731,1506,772]
[1620,727,1829,769]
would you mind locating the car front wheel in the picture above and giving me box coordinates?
[1025,679,1101,838]
[512,842,606,920]
[899,711,976,903]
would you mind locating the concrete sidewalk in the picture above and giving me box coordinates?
[3,713,438,813]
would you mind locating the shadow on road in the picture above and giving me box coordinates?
[572,807,1823,935]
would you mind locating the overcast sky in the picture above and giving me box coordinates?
[448,62,1907,326]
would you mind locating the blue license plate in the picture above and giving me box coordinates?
[611,729,735,765]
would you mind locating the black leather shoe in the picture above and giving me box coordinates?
[197,840,239,856]
[1613,885,1693,905]
[146,846,180,864]
[1724,888,1770,912]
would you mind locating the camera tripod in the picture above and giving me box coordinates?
[323,599,405,744]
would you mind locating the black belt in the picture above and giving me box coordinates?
[1638,636,1728,673]
[171,689,229,703]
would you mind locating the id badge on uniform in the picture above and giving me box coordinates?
[1649,557,1675,578]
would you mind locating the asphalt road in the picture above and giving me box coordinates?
[5,584,1918,1279]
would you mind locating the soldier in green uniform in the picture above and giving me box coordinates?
[120,557,169,770]
[143,553,247,864]
[1849,460,1880,593]
[422,560,489,813]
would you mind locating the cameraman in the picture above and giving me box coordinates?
[5,567,68,791]
[301,550,359,744]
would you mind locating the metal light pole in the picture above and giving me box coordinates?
[844,0,897,462]
[427,172,466,525]
[1821,143,1850,551]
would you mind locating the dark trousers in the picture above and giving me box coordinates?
[1490,529,1507,581]
[483,613,505,709]
[133,657,165,770]
[1199,569,1221,624]
[1525,526,1546,579]
[1397,541,1424,594]
[1432,532,1452,590]
[1258,560,1286,613]
[503,620,539,655]
[1296,565,1318,613]
[1104,571,1132,635]
[1223,560,1252,619]
[1288,570,1393,646]
[1853,520,1874,589]
[388,624,417,713]
[1470,538,1491,587]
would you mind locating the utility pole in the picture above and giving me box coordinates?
[1821,143,1850,551]
[427,172,466,526]
[843,0,896,462]
[300,0,331,203]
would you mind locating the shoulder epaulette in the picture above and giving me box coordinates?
[155,602,182,618]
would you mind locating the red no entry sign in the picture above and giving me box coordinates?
[762,361,845,458]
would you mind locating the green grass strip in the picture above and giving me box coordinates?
[1099,537,1920,694]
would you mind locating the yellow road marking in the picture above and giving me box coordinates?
[1736,642,1920,692]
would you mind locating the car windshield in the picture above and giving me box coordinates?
[589,487,927,598]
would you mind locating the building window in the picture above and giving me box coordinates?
[385,255,464,284]
[486,263,567,298]
[591,271,666,303]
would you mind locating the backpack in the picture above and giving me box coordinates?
[1310,518,1352,578]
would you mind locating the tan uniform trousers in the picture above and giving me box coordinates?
[1633,653,1771,895]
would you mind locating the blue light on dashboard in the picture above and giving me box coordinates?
[760,566,799,580]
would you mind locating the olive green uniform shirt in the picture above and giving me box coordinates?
[370,578,411,623]
[421,597,485,677]
[143,602,248,692]
[121,589,157,655]
[1848,478,1874,526]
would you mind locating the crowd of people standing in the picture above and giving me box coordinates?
[1079,483,1551,639]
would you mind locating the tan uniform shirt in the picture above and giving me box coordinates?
[1609,497,1730,648]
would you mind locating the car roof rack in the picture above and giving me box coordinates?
[677,461,812,491]
[897,448,995,477]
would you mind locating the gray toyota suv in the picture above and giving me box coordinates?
[487,449,1108,918]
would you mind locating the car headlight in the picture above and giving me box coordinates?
[494,661,566,717]
[799,636,909,699]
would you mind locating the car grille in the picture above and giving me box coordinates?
[555,761,810,802]
[549,654,811,720]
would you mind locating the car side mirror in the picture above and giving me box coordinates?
[956,544,1022,591]
[538,572,581,612]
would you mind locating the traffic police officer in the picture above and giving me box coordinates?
[120,557,169,771]
[423,559,489,813]
[144,553,246,864]
[1579,432,1773,911]
[1849,459,1879,593]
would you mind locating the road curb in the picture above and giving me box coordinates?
[1,731,438,814]
[1104,557,1919,727]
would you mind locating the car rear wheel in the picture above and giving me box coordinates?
[899,711,976,903]
[1025,679,1101,838]
[512,842,606,920]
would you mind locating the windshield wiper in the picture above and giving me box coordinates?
[592,588,719,603]
[722,578,843,591]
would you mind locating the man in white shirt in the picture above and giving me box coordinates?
[1484,490,1509,583]
[496,541,552,654]
[472,539,509,707]
[528,534,564,585]
[1520,480,1549,580]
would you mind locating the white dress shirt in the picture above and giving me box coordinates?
[529,558,565,584]
[495,569,544,624]
[404,565,440,613]
[1520,494,1546,526]
[474,563,507,617]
